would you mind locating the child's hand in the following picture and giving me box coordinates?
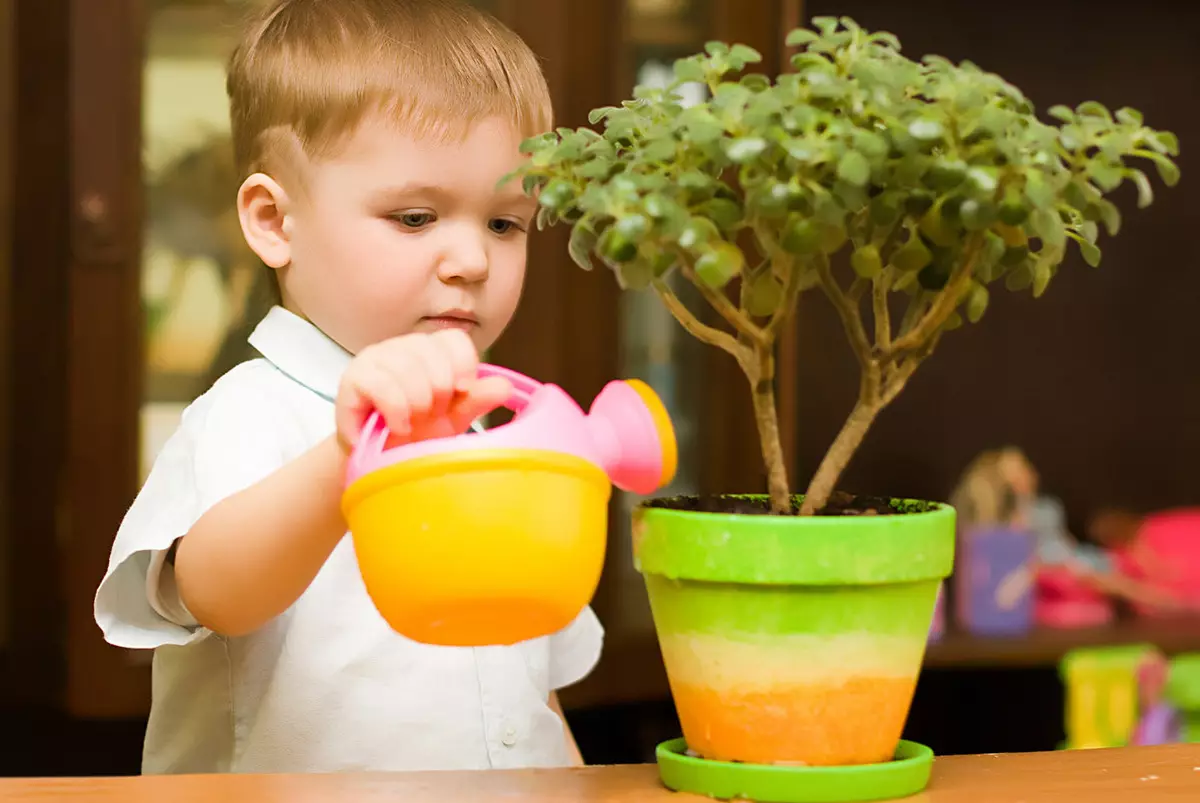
[335,329,511,452]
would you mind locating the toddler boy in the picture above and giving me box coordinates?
[95,0,602,774]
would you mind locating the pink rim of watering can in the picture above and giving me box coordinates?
[345,364,678,495]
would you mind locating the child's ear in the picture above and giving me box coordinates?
[237,173,292,269]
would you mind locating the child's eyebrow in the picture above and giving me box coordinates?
[369,181,535,210]
[368,182,453,206]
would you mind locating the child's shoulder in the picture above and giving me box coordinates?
[176,357,311,447]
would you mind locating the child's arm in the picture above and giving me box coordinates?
[548,692,585,766]
[174,329,509,638]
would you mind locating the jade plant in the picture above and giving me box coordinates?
[510,16,1179,516]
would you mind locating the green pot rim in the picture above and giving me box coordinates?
[656,737,934,803]
[633,495,955,586]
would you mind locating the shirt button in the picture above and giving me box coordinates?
[502,727,518,747]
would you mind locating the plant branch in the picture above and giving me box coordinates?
[872,269,892,351]
[681,264,768,347]
[765,256,804,339]
[885,235,983,361]
[653,279,750,366]
[815,255,873,367]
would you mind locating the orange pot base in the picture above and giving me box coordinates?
[671,676,918,767]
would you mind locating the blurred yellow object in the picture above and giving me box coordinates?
[342,448,609,646]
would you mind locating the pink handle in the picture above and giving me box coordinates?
[350,364,544,463]
[477,364,542,412]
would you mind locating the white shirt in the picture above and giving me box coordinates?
[94,307,604,774]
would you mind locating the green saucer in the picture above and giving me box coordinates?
[655,739,934,803]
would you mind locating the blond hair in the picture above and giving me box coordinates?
[227,0,553,179]
[950,447,1034,530]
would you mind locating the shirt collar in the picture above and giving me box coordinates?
[245,306,485,433]
[248,306,351,402]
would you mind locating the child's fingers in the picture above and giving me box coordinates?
[408,337,458,416]
[448,376,512,431]
[336,362,412,447]
[427,329,483,390]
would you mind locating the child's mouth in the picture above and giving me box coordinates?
[420,315,478,332]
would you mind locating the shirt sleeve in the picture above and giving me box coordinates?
[94,369,299,650]
[547,605,604,690]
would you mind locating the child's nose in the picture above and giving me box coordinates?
[437,232,489,284]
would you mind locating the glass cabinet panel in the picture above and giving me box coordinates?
[140,0,274,479]
[609,0,713,632]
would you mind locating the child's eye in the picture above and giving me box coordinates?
[489,218,523,235]
[393,211,435,229]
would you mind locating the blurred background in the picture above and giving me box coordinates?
[2,0,1199,776]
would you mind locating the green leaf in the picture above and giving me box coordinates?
[616,260,654,291]
[1089,162,1124,192]
[1115,107,1144,126]
[678,217,721,250]
[537,179,576,211]
[1032,259,1053,297]
[977,231,1007,281]
[812,16,841,36]
[1005,260,1034,292]
[705,41,731,57]
[588,106,619,125]
[1077,237,1102,268]
[693,242,745,288]
[1129,168,1154,208]
[1076,101,1111,120]
[725,137,769,163]
[740,73,772,92]
[967,167,1000,195]
[598,227,638,264]
[851,244,883,279]
[852,130,889,159]
[892,234,932,272]
[786,29,820,47]
[1097,200,1122,236]
[568,223,597,270]
[781,216,821,255]
[959,199,997,231]
[966,282,990,323]
[908,118,944,142]
[837,150,872,186]
[615,213,651,241]
[998,186,1030,226]
[744,271,784,316]
[818,222,848,254]
[1047,105,1075,123]
[1152,131,1180,156]
[869,192,903,227]
[699,198,744,232]
[1142,152,1181,187]
[1031,208,1065,249]
[1023,171,1055,209]
[729,44,763,66]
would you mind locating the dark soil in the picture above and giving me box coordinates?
[645,491,939,517]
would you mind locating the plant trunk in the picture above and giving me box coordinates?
[800,399,881,516]
[750,372,791,515]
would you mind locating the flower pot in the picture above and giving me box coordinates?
[634,496,955,767]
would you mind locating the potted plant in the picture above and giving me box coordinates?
[511,14,1179,794]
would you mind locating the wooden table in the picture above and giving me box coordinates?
[2,745,1198,801]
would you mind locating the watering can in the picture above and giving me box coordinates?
[341,364,677,647]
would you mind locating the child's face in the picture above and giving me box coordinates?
[279,114,536,355]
